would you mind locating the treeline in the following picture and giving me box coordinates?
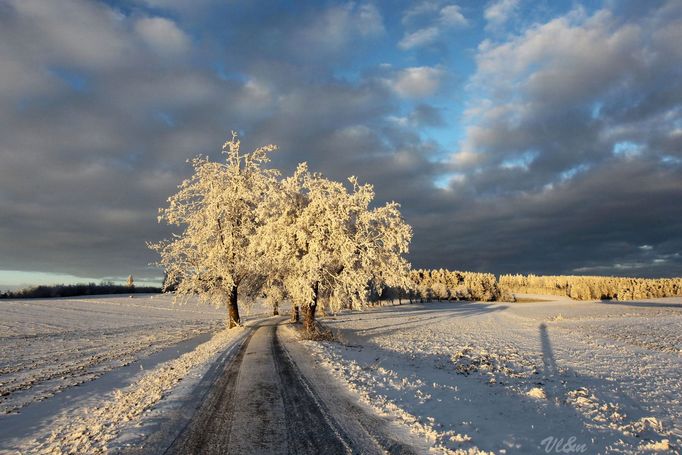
[392,271,682,303]
[499,274,682,300]
[402,269,503,302]
[0,282,162,299]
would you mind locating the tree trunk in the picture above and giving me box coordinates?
[304,282,319,333]
[304,303,317,333]
[227,284,240,329]
[291,305,299,322]
[273,302,279,316]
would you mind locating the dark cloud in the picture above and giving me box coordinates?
[442,0,682,276]
[0,0,680,284]
[421,157,682,277]
[410,104,447,127]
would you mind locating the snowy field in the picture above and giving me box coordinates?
[304,295,682,454]
[0,294,227,416]
[2,293,680,454]
[0,294,276,453]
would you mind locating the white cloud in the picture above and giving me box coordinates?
[473,10,642,105]
[388,66,444,98]
[450,0,682,212]
[398,26,440,49]
[134,17,190,57]
[295,3,384,54]
[484,0,519,29]
[356,3,385,36]
[401,1,440,25]
[398,2,467,50]
[440,5,467,27]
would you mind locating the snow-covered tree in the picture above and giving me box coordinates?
[263,278,286,316]
[127,275,134,288]
[253,163,412,333]
[149,133,278,328]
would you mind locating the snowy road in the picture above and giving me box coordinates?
[164,319,419,455]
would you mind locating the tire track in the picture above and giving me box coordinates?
[166,319,416,454]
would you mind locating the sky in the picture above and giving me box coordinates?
[0,0,681,289]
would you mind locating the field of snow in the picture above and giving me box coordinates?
[0,294,228,416]
[0,294,276,453]
[304,295,681,454]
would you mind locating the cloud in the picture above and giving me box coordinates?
[399,26,441,50]
[0,0,680,284]
[457,2,682,184]
[3,0,133,69]
[294,2,384,55]
[0,0,450,282]
[410,104,446,127]
[439,5,468,27]
[484,0,519,30]
[388,66,444,98]
[134,17,190,57]
[398,2,467,50]
[437,1,682,275]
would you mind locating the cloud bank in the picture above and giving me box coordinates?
[0,0,680,284]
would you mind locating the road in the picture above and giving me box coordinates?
[163,319,418,455]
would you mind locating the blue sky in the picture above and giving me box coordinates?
[0,0,681,289]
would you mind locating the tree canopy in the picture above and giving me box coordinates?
[151,134,412,331]
[149,133,279,327]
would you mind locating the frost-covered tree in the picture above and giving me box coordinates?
[127,275,134,288]
[253,163,412,333]
[149,133,278,328]
[263,278,286,316]
[498,273,682,301]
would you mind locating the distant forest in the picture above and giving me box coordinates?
[0,282,162,299]
[499,274,682,301]
[3,272,681,302]
[407,270,682,302]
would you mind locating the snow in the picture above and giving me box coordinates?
[3,292,680,454]
[27,326,246,454]
[0,331,213,446]
[0,294,225,416]
[302,297,682,454]
[0,293,252,453]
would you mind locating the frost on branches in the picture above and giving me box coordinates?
[253,163,413,332]
[150,134,412,332]
[149,133,279,328]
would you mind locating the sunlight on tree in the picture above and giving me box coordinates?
[252,163,412,333]
[150,133,412,332]
[149,132,278,328]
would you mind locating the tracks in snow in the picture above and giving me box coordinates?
[161,318,418,455]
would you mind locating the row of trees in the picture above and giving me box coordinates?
[150,133,412,332]
[0,281,161,299]
[499,274,682,300]
[149,135,680,325]
[408,269,502,302]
